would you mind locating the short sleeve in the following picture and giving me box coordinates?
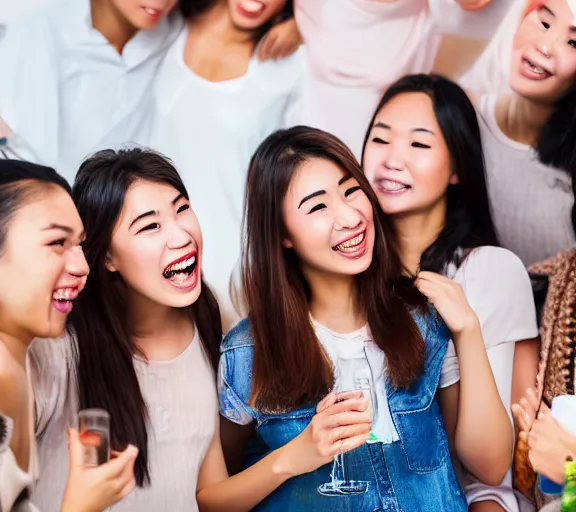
[439,340,460,388]
[217,354,254,426]
[452,247,539,351]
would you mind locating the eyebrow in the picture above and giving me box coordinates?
[43,223,74,234]
[297,174,354,209]
[540,5,554,16]
[373,121,435,135]
[129,210,158,229]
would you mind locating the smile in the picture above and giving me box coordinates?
[52,287,79,314]
[332,230,366,252]
[163,252,197,280]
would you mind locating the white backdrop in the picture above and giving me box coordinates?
[0,0,54,25]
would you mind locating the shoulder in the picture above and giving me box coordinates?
[0,345,27,420]
[252,45,306,92]
[221,318,254,352]
[410,305,450,348]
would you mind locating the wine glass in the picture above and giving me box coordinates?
[317,357,374,496]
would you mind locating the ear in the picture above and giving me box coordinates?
[104,253,118,273]
[281,238,293,249]
[449,173,459,185]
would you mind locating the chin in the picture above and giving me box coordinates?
[164,284,203,309]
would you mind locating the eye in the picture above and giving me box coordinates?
[345,186,361,197]
[49,239,66,247]
[412,142,431,149]
[372,137,389,145]
[308,203,326,214]
[541,21,550,29]
[177,204,190,214]
[137,223,160,234]
[569,40,576,49]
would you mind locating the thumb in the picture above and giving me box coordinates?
[67,428,84,469]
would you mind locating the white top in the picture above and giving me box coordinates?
[219,320,460,443]
[28,331,218,512]
[477,94,575,266]
[150,29,304,332]
[447,246,539,512]
[0,0,181,183]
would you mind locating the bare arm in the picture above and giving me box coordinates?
[196,394,371,512]
[511,338,540,432]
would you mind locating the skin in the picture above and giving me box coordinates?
[363,92,515,488]
[90,0,178,53]
[183,0,288,82]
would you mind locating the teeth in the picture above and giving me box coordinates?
[334,232,365,252]
[144,7,159,15]
[52,288,75,301]
[380,179,408,191]
[241,0,264,13]
[165,256,196,274]
[525,59,547,75]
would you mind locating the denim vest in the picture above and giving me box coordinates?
[219,311,467,512]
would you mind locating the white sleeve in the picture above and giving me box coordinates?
[439,340,460,388]
[455,246,539,351]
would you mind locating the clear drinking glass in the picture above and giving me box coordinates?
[78,408,111,466]
[317,357,374,496]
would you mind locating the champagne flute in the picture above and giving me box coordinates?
[78,409,110,466]
[317,357,374,496]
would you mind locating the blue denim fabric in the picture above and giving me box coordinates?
[219,310,467,511]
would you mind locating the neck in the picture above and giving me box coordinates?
[498,93,554,146]
[393,202,446,275]
[306,270,364,333]
[128,292,194,360]
[191,1,256,47]
[91,0,138,54]
[0,328,30,368]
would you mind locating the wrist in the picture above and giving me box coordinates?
[271,444,299,480]
[452,313,481,340]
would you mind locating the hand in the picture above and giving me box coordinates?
[0,117,12,140]
[522,409,574,484]
[257,18,302,62]
[512,387,541,434]
[276,392,371,477]
[60,428,138,512]
[415,271,479,336]
[455,0,493,10]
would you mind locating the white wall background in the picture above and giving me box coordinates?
[0,0,54,25]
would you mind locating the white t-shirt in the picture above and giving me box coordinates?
[150,29,304,332]
[477,95,575,266]
[218,319,460,444]
[447,246,539,512]
[0,0,181,182]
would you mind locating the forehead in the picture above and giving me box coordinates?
[289,158,348,194]
[375,93,437,128]
[538,0,576,21]
[122,180,181,213]
[7,187,82,236]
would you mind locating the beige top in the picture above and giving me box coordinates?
[28,330,218,512]
[0,369,40,512]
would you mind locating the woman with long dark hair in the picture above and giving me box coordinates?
[362,74,539,512]
[218,126,511,510]
[150,0,303,332]
[31,148,364,512]
[0,160,137,512]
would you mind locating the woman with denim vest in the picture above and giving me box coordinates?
[216,126,512,511]
[362,74,539,512]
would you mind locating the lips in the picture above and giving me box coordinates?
[374,177,411,194]
[238,0,265,17]
[142,6,162,20]
[52,287,80,314]
[520,56,552,80]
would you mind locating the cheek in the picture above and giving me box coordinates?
[288,217,330,258]
[555,51,576,89]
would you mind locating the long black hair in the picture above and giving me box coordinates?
[362,74,499,274]
[68,148,222,486]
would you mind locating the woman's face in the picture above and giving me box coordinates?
[0,187,88,342]
[282,158,375,280]
[111,0,178,31]
[363,92,456,220]
[106,180,204,309]
[227,0,287,31]
[510,0,576,104]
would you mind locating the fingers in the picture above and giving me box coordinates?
[512,403,530,433]
[317,392,337,413]
[320,397,369,417]
[99,445,138,480]
[327,422,371,445]
[526,388,540,412]
[338,432,371,455]
[67,428,84,469]
[257,32,276,61]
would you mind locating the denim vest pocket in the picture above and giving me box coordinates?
[257,407,316,451]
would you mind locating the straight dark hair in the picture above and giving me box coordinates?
[0,160,71,254]
[535,88,576,234]
[179,0,293,41]
[362,74,499,274]
[243,126,426,412]
[68,148,222,486]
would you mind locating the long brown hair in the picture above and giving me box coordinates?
[243,126,426,412]
[69,149,222,486]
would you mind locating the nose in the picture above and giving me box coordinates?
[166,218,193,250]
[384,140,405,172]
[536,29,559,59]
[334,198,363,232]
[66,245,89,278]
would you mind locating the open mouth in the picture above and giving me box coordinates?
[332,230,366,253]
[162,252,198,286]
[142,6,161,19]
[52,287,79,314]
[522,57,552,78]
[377,178,411,193]
[238,0,265,15]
